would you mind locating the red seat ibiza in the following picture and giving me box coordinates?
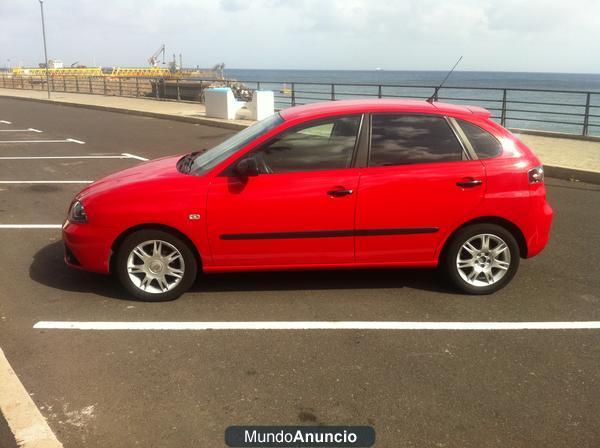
[63,99,553,301]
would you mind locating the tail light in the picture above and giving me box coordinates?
[528,166,544,184]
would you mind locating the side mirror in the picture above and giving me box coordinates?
[235,157,259,177]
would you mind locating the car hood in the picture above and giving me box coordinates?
[77,154,185,201]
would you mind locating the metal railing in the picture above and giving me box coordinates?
[0,74,215,102]
[1,74,599,137]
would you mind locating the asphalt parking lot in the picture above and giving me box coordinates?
[1,97,600,448]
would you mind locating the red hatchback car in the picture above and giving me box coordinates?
[63,99,553,301]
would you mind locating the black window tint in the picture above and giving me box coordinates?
[370,115,463,166]
[457,119,502,159]
[257,116,361,173]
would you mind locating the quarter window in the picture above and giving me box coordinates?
[255,115,361,173]
[370,115,463,166]
[457,119,502,159]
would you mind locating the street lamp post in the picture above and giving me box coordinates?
[39,0,51,98]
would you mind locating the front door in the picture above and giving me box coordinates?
[206,115,363,268]
[355,114,486,264]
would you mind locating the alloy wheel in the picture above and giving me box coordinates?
[126,239,185,294]
[456,233,511,287]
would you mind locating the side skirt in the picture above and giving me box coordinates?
[202,260,439,274]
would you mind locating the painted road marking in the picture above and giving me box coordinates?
[0,224,62,229]
[0,138,85,144]
[0,128,43,133]
[122,152,149,161]
[0,120,11,124]
[33,321,600,331]
[0,153,145,160]
[0,347,63,448]
[0,180,93,184]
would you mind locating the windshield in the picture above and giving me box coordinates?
[190,113,284,174]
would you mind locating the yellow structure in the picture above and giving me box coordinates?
[108,68,204,77]
[108,67,172,77]
[12,67,103,77]
[11,67,218,78]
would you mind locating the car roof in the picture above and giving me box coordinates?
[279,99,491,121]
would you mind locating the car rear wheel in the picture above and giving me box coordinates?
[443,224,520,295]
[115,229,198,301]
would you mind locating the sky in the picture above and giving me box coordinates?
[1,0,599,73]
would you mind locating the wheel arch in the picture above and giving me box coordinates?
[438,216,528,261]
[109,223,203,274]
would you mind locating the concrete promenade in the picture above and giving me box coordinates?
[1,87,599,183]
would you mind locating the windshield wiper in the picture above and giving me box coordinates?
[177,149,209,174]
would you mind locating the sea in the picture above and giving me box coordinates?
[225,69,600,136]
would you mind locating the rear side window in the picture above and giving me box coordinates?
[370,115,463,166]
[457,119,502,159]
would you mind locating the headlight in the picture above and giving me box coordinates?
[68,200,88,223]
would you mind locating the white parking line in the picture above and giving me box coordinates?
[32,321,600,331]
[0,180,93,184]
[122,153,149,161]
[0,347,63,448]
[0,120,11,124]
[0,224,62,229]
[0,138,85,144]
[0,128,42,133]
[66,138,85,144]
[0,153,142,160]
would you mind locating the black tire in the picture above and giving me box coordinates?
[115,229,198,301]
[443,223,520,295]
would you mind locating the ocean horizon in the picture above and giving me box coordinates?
[225,69,600,135]
[226,69,600,91]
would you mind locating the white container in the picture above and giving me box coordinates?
[248,90,275,121]
[204,87,245,120]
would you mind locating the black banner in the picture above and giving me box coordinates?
[225,426,375,447]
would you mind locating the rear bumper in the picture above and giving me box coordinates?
[62,220,113,273]
[525,201,553,258]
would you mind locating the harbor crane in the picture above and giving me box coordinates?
[148,44,166,67]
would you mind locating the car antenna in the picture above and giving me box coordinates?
[426,56,463,103]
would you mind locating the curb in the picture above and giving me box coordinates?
[0,411,18,448]
[1,92,599,185]
[0,348,63,448]
[544,165,600,185]
[510,127,600,143]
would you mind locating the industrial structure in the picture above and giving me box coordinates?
[10,65,224,78]
[10,44,226,79]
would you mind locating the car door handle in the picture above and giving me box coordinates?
[327,188,354,197]
[456,179,483,188]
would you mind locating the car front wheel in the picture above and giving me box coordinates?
[444,224,520,295]
[115,229,198,301]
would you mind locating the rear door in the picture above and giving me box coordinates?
[355,114,486,264]
[206,115,364,268]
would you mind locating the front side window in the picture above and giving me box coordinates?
[457,119,502,159]
[252,115,362,174]
[190,113,284,174]
[369,114,463,167]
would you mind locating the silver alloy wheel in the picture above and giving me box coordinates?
[126,240,185,294]
[456,233,511,287]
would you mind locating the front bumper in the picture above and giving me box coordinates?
[62,220,114,274]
